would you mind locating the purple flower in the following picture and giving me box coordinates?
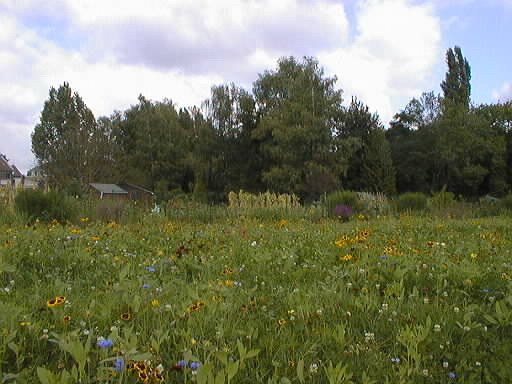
[146,266,156,273]
[96,338,113,349]
[114,357,125,372]
[176,360,188,368]
[142,283,150,289]
[190,361,202,371]
[448,371,457,379]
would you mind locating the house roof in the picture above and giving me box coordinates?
[0,154,23,178]
[11,165,22,178]
[0,155,11,172]
[89,183,128,194]
[118,183,155,195]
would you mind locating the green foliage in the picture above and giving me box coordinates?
[324,190,362,217]
[501,193,512,212]
[395,192,428,213]
[14,189,76,223]
[430,190,456,211]
[3,212,512,381]
[441,46,471,110]
[253,56,346,198]
[31,82,112,193]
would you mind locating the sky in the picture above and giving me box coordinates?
[1,0,511,173]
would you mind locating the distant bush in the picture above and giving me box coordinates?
[430,190,456,211]
[395,192,428,213]
[14,189,76,223]
[324,190,362,218]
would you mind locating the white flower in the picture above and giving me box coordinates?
[309,363,319,373]
[434,324,441,332]
[454,307,460,313]
[443,361,449,368]
[251,241,257,247]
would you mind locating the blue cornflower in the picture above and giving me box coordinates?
[96,338,113,349]
[146,266,156,273]
[142,283,150,289]
[176,360,188,368]
[448,371,457,379]
[190,361,202,371]
[114,357,125,372]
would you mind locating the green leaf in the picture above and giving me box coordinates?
[297,358,305,383]
[36,367,56,384]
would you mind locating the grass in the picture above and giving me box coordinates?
[1,209,512,383]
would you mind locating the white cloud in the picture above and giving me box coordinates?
[321,0,442,124]
[493,82,512,102]
[62,0,349,77]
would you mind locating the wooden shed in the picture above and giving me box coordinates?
[89,183,129,200]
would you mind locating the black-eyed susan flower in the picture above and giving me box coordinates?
[121,312,132,321]
[63,315,72,322]
[47,295,65,308]
[278,318,287,326]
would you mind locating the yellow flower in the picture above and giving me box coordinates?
[19,321,31,327]
[339,254,353,262]
[151,299,160,307]
[470,253,478,259]
[91,236,101,241]
[80,217,89,223]
[70,228,81,235]
[278,318,287,326]
[278,219,288,228]
[224,280,234,288]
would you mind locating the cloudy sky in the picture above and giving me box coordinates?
[1,0,511,173]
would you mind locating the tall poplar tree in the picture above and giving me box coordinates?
[440,46,471,109]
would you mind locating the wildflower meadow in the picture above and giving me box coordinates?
[1,205,512,383]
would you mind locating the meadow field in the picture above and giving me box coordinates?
[1,209,512,383]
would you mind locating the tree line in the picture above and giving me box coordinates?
[32,46,512,202]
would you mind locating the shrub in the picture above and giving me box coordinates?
[430,190,456,211]
[14,189,76,223]
[324,190,362,218]
[395,192,428,213]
